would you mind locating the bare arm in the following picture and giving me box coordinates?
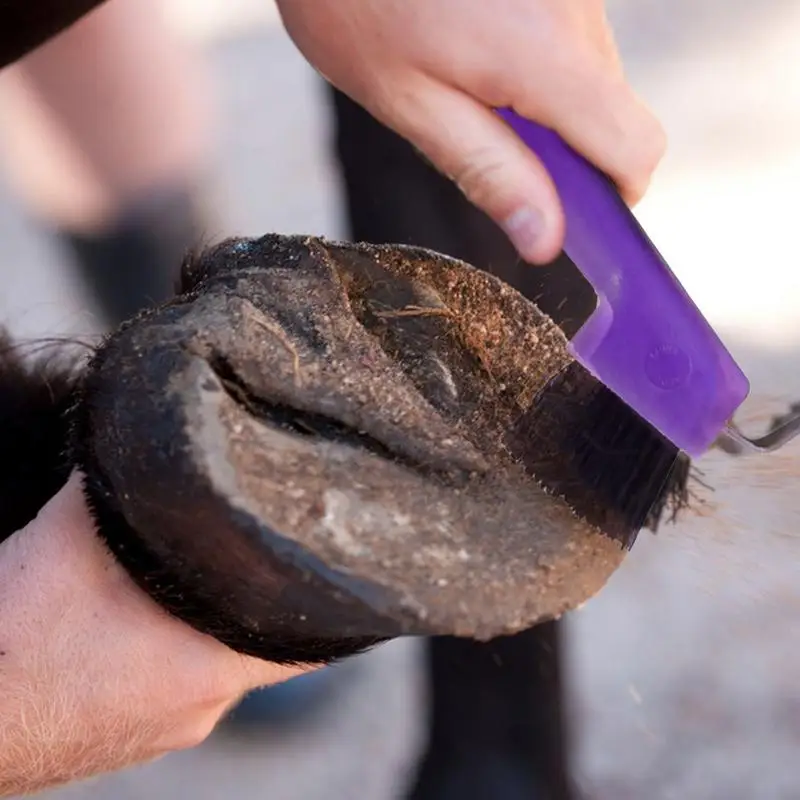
[0,472,306,797]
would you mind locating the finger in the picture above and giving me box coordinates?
[511,45,665,205]
[368,77,565,264]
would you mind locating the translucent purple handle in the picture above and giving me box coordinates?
[498,109,749,456]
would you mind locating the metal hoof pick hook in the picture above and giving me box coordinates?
[716,410,800,456]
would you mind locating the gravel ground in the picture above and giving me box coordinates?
[3,2,800,798]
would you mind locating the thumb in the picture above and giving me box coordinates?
[368,79,565,265]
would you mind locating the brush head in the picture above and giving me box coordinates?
[510,361,687,551]
[499,110,750,457]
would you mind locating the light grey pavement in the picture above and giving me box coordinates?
[3,2,800,798]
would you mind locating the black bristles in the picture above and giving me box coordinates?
[508,361,687,550]
[643,450,692,532]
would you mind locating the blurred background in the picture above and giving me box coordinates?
[2,0,800,797]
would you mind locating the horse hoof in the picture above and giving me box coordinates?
[73,234,627,663]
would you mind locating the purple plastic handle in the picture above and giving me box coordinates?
[498,109,749,456]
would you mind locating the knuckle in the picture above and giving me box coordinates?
[632,121,667,198]
[452,148,509,211]
[637,115,668,172]
[168,704,232,752]
[189,657,245,711]
[614,105,667,200]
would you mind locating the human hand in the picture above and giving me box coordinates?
[0,472,309,797]
[276,0,665,264]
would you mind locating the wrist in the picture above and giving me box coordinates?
[0,473,263,795]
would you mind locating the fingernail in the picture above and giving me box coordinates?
[501,206,546,261]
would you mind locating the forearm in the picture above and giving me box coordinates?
[0,474,161,794]
[0,473,303,796]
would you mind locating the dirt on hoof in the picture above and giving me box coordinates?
[73,234,626,663]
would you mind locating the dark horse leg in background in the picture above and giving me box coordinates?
[329,87,598,800]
